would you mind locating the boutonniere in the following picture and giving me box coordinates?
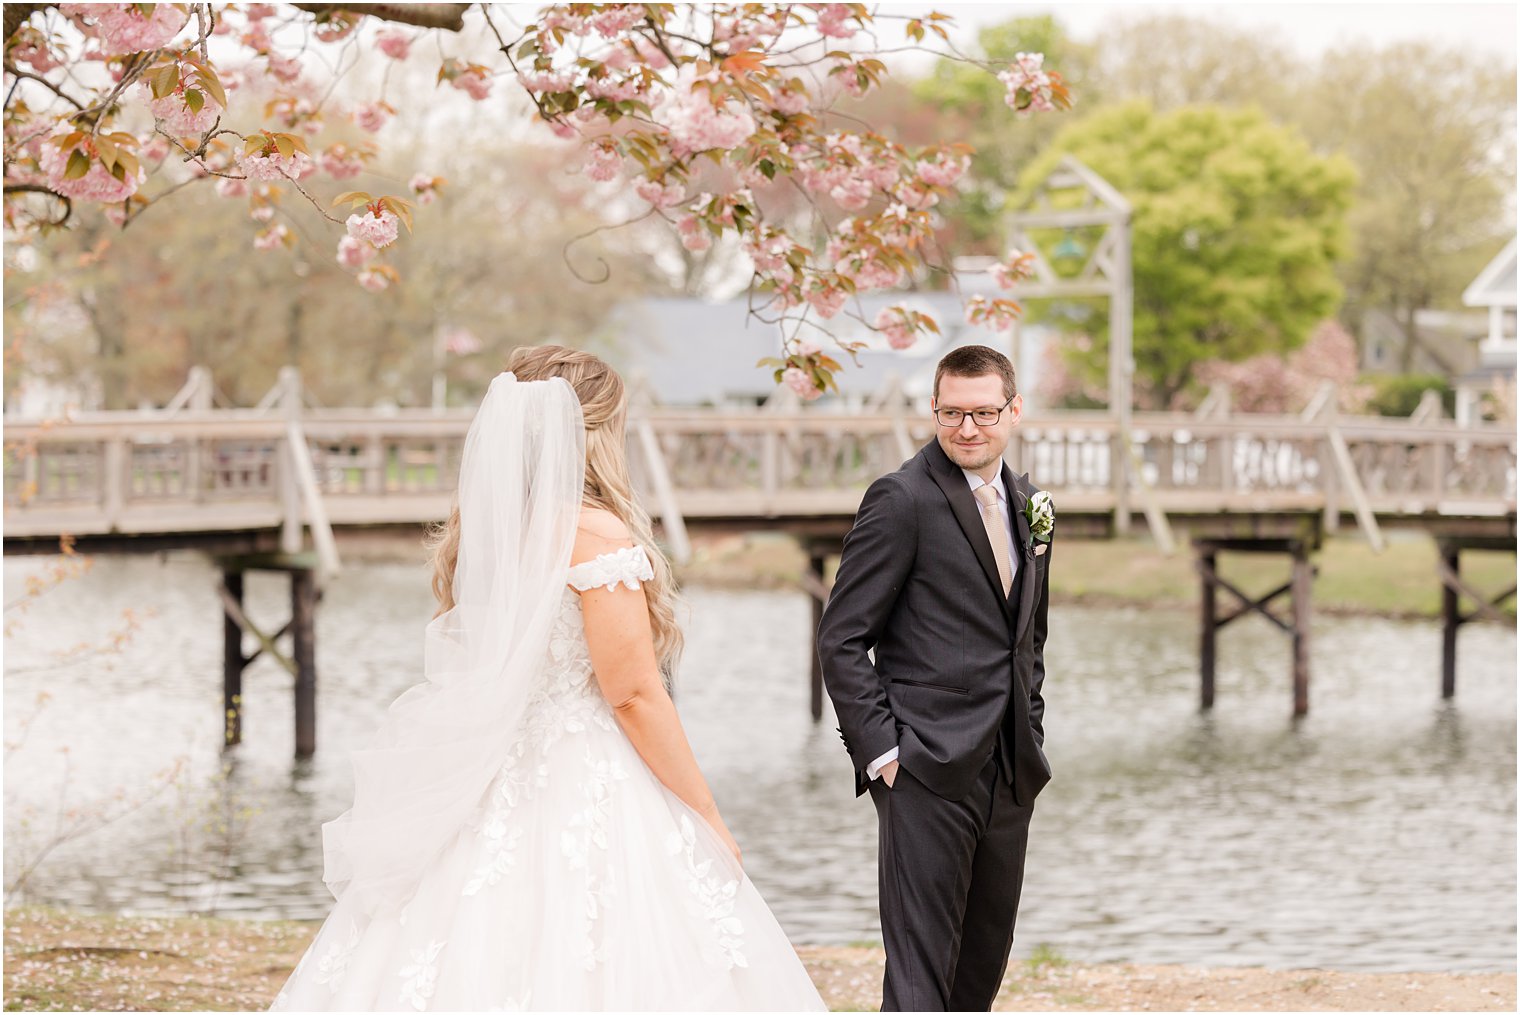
[1025,490,1054,544]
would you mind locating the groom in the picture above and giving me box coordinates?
[818,344,1053,1011]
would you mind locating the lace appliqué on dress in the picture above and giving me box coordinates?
[667,814,747,971]
[566,545,654,593]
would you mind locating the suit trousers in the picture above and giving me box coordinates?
[867,747,1034,1012]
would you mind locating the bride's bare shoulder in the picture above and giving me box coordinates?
[573,507,633,562]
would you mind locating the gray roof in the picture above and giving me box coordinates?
[604,294,1043,407]
[1463,237,1517,309]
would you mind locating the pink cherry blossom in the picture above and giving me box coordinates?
[146,84,222,137]
[547,120,577,140]
[239,149,314,182]
[356,268,390,293]
[677,214,711,252]
[806,283,847,319]
[875,307,917,350]
[519,70,573,94]
[250,203,274,222]
[816,4,856,39]
[409,174,442,205]
[998,52,1055,115]
[450,69,493,101]
[917,153,968,188]
[589,4,644,37]
[664,85,757,158]
[253,223,289,251]
[585,145,622,182]
[354,102,390,133]
[319,146,365,180]
[215,176,249,199]
[267,53,303,83]
[9,30,60,73]
[336,235,376,269]
[586,75,643,102]
[964,295,1018,332]
[142,136,170,162]
[797,339,822,357]
[244,3,276,21]
[992,250,1036,289]
[769,87,808,116]
[636,178,685,208]
[38,132,141,203]
[783,366,824,401]
[346,209,400,248]
[829,176,873,212]
[374,28,412,60]
[62,3,189,56]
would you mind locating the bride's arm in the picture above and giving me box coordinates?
[574,510,741,866]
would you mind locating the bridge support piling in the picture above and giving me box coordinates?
[217,552,322,758]
[222,571,245,747]
[806,551,827,721]
[1435,536,1517,699]
[1194,536,1318,717]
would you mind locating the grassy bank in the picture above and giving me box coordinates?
[3,908,1513,1012]
[676,532,1516,621]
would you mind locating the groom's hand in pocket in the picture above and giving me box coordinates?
[881,760,899,788]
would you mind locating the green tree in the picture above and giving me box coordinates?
[1293,42,1516,369]
[1013,102,1357,406]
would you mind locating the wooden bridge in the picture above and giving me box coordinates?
[4,379,1515,750]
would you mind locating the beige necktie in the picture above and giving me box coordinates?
[973,483,1012,597]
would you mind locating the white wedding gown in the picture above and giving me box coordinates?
[270,546,825,1011]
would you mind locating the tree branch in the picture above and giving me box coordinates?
[288,3,470,32]
[2,182,71,226]
[3,58,84,110]
[4,3,53,45]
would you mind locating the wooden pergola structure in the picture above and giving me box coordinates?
[1005,154,1135,532]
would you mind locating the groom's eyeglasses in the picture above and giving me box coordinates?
[933,394,1015,427]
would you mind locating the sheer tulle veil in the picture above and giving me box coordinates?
[321,372,585,915]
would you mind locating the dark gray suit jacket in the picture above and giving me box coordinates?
[817,439,1053,806]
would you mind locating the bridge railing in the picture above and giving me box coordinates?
[3,409,1515,540]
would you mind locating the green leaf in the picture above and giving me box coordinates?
[63,149,91,181]
[184,88,204,115]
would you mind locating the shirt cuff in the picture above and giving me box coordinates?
[865,747,900,781]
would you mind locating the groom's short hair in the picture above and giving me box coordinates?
[934,345,1018,402]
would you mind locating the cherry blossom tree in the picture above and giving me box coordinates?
[4,3,1069,397]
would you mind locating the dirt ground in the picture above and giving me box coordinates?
[3,908,1513,1012]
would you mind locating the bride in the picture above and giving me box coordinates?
[270,346,824,1011]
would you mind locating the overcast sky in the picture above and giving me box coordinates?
[895,1,1518,63]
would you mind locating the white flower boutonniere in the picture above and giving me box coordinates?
[1026,489,1054,543]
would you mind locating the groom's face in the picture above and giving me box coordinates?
[934,372,1022,475]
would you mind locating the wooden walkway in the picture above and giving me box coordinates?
[4,400,1514,747]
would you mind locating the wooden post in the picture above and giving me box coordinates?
[808,552,826,722]
[1291,542,1313,717]
[222,569,245,748]
[1199,545,1217,710]
[1440,540,1460,699]
[292,567,318,757]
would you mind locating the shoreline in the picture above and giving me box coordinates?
[3,908,1514,1012]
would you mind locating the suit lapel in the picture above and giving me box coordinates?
[923,441,1005,605]
[1008,468,1039,641]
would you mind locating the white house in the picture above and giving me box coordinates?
[1458,236,1517,423]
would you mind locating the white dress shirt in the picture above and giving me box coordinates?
[866,468,1019,781]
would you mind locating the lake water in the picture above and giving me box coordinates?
[3,553,1515,972]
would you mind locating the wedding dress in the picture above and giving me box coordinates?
[270,373,823,1012]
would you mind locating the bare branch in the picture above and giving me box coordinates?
[2,183,72,226]
[289,3,470,32]
[2,58,85,110]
